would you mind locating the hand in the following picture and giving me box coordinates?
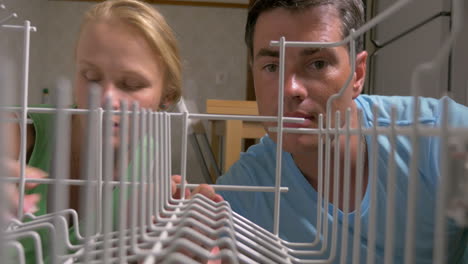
[2,159,47,219]
[170,175,224,263]
[171,175,223,203]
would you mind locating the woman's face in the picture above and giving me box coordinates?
[74,19,166,147]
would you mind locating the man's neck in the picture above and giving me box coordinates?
[291,108,369,211]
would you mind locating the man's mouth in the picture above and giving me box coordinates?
[282,112,315,128]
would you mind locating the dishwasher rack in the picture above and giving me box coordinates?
[1,0,467,263]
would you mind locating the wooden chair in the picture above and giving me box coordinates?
[206,99,265,182]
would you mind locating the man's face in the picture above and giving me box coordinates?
[251,5,367,155]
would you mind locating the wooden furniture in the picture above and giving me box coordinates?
[206,99,265,181]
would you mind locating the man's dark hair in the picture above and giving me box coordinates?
[245,0,365,60]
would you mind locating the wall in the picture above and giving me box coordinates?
[0,0,46,104]
[368,0,449,97]
[450,0,468,105]
[369,0,467,106]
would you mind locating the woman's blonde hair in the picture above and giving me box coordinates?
[79,0,182,105]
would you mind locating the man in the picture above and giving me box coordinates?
[216,0,468,263]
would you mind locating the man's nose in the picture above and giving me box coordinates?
[284,74,307,102]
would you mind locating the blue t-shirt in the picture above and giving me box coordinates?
[217,95,468,264]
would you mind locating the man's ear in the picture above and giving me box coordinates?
[352,51,368,99]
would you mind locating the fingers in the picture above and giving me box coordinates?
[23,193,40,214]
[206,246,222,264]
[171,175,190,199]
[191,184,224,203]
[171,175,224,203]
[4,184,40,217]
[24,167,47,189]
[171,174,182,195]
[3,159,47,189]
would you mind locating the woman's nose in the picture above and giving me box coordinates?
[100,83,120,110]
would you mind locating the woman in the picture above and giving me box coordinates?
[5,0,183,262]
[6,0,182,216]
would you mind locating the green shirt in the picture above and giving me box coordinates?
[20,107,149,263]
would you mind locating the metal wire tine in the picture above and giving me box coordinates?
[49,78,72,264]
[7,223,64,264]
[315,114,324,247]
[138,108,149,239]
[157,252,199,264]
[151,237,233,264]
[118,99,129,263]
[167,112,172,177]
[148,111,162,233]
[80,83,101,263]
[16,20,33,220]
[327,110,341,262]
[159,112,180,217]
[366,104,380,264]
[0,12,17,26]
[281,114,325,250]
[291,113,334,257]
[180,111,189,201]
[433,97,450,263]
[177,197,228,224]
[339,108,353,263]
[282,32,355,258]
[101,95,114,263]
[232,214,287,256]
[216,224,279,264]
[150,199,229,230]
[166,112,178,206]
[383,106,398,264]
[129,101,140,254]
[146,110,155,231]
[233,231,286,263]
[408,2,463,261]
[320,110,332,254]
[6,231,44,264]
[273,36,287,237]
[233,222,288,258]
[0,45,11,264]
[6,241,26,264]
[352,109,365,264]
[153,112,162,222]
[157,112,171,220]
[325,30,356,137]
[17,209,84,247]
[164,112,171,210]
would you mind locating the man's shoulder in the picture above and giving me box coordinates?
[356,95,467,125]
[216,135,278,185]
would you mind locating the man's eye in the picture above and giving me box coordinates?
[311,60,327,70]
[263,64,278,73]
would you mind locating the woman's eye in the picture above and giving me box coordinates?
[263,64,278,73]
[121,80,145,91]
[83,70,100,82]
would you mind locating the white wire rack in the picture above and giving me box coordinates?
[0,0,467,263]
